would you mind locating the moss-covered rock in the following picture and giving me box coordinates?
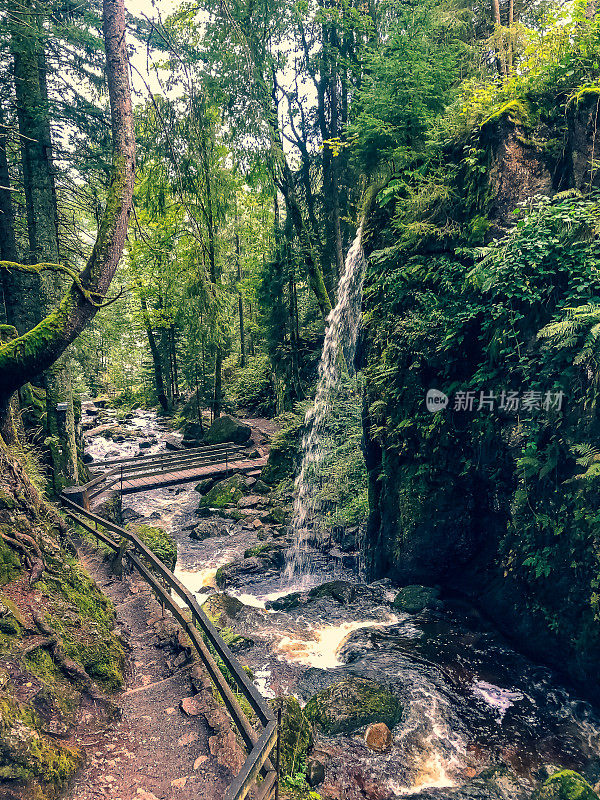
[531,770,599,800]
[304,676,402,735]
[0,691,81,792]
[202,593,245,626]
[261,413,302,485]
[203,415,251,445]
[392,585,442,614]
[126,522,177,571]
[271,696,312,777]
[263,505,289,525]
[197,474,246,509]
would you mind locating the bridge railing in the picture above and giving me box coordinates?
[81,442,252,503]
[60,493,280,800]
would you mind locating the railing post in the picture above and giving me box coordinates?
[120,464,123,496]
[226,449,229,477]
[274,704,282,800]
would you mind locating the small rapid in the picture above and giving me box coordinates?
[285,226,367,582]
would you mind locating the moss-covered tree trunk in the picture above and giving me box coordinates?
[0,0,135,437]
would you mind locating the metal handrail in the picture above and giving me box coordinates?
[60,493,279,800]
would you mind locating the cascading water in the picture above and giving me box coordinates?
[285,224,367,582]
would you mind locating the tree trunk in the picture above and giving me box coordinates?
[236,231,245,368]
[0,0,135,426]
[139,290,169,413]
[0,105,18,326]
[491,0,507,76]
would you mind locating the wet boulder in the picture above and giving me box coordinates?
[215,558,265,588]
[364,722,392,752]
[308,580,357,605]
[194,477,216,494]
[531,770,599,800]
[189,519,228,540]
[304,676,402,735]
[266,592,302,611]
[197,474,246,510]
[243,542,286,569]
[203,414,251,446]
[392,585,442,614]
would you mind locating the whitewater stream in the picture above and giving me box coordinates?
[82,407,600,800]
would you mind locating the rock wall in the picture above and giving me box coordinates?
[360,93,600,699]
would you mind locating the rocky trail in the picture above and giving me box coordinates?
[64,539,234,800]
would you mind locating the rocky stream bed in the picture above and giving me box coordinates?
[82,405,600,800]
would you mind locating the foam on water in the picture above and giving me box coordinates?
[276,615,398,670]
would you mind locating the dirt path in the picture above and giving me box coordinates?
[65,542,230,800]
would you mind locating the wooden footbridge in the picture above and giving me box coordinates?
[67,442,268,509]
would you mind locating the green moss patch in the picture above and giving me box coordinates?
[197,474,246,509]
[126,522,177,571]
[532,770,600,800]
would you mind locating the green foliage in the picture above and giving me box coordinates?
[364,189,600,677]
[351,0,472,173]
[226,354,276,416]
[126,523,177,571]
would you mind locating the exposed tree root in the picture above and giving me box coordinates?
[31,609,113,708]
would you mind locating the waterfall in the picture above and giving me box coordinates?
[285,225,367,582]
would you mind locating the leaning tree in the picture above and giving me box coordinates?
[0,0,135,443]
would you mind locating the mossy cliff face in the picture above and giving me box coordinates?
[0,443,124,799]
[361,89,600,698]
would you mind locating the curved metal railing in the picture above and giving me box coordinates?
[60,492,280,800]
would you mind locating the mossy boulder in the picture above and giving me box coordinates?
[270,696,312,777]
[392,585,441,614]
[304,676,402,735]
[203,414,252,445]
[531,770,599,800]
[197,474,246,509]
[263,505,289,525]
[202,593,245,627]
[0,692,82,789]
[126,523,177,571]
